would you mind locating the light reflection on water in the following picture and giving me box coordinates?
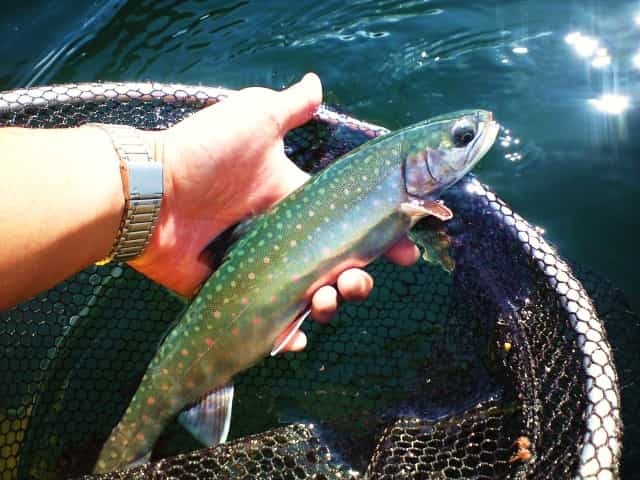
[564,25,636,116]
[589,94,631,115]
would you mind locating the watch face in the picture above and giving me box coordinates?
[91,124,164,263]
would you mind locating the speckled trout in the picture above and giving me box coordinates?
[94,110,499,473]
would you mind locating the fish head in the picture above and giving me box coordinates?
[403,110,499,199]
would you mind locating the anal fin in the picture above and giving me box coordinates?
[270,309,311,356]
[178,383,234,446]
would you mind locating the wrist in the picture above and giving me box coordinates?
[78,125,127,264]
[126,129,176,268]
[89,124,164,265]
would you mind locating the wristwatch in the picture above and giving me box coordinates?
[90,123,163,265]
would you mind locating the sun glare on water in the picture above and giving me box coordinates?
[589,94,631,115]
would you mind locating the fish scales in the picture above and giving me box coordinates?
[94,110,499,473]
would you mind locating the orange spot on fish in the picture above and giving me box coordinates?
[136,432,145,442]
[185,380,195,389]
[252,316,262,325]
[161,383,170,391]
[292,274,301,282]
[181,348,189,357]
[232,327,240,336]
[241,297,249,305]
[213,310,221,319]
[146,397,156,406]
[205,338,214,347]
[270,295,278,304]
[178,362,184,369]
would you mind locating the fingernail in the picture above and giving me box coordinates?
[300,72,320,90]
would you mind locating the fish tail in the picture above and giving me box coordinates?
[93,415,152,473]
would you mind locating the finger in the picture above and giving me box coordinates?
[276,73,323,133]
[280,330,307,353]
[337,268,374,302]
[311,285,338,323]
[384,236,420,266]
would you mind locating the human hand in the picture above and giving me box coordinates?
[130,73,419,351]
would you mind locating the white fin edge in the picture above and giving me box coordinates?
[270,309,311,356]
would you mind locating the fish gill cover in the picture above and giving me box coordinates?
[0,82,632,480]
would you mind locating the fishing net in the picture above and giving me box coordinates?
[0,83,629,480]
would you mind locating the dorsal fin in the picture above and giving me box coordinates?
[198,215,264,271]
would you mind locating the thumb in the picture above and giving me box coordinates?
[275,73,323,133]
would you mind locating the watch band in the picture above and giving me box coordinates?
[90,123,163,264]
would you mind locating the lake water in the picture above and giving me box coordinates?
[1,0,638,475]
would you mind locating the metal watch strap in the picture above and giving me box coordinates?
[90,123,163,264]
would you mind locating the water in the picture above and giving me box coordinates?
[1,0,638,474]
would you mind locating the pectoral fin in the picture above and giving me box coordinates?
[178,383,234,446]
[400,200,453,226]
[270,309,311,356]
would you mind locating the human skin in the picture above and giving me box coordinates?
[0,73,418,351]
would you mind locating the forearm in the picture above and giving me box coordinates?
[0,126,124,310]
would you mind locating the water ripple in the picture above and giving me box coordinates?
[381,27,552,79]
[1,0,127,87]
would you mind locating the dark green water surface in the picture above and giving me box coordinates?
[1,0,639,473]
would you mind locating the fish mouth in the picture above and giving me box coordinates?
[466,111,500,170]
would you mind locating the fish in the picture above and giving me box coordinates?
[93,109,499,473]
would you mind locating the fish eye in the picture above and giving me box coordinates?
[451,119,477,148]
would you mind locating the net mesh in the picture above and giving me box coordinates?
[0,83,627,480]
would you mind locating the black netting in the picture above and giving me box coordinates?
[0,83,626,480]
[88,424,355,480]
